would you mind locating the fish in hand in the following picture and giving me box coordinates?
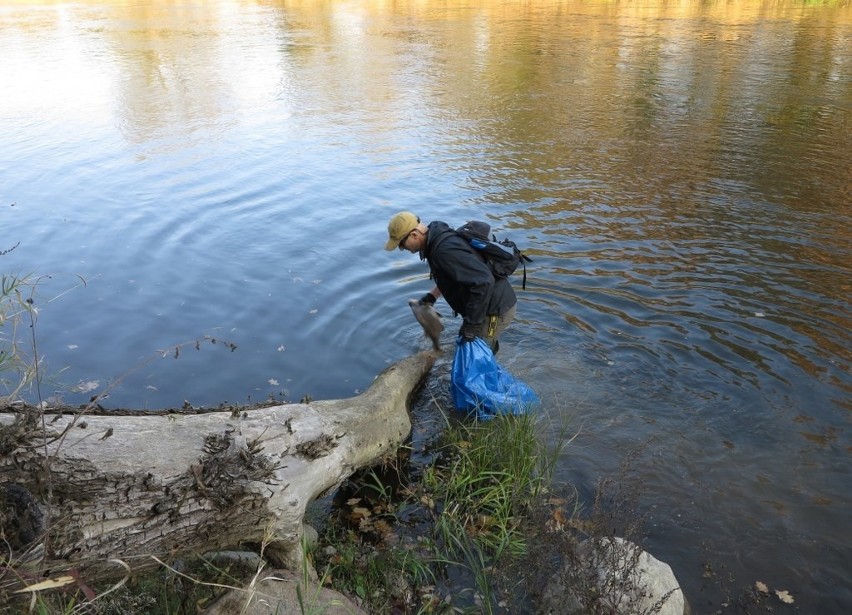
[408,298,444,351]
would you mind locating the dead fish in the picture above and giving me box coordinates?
[408,298,444,351]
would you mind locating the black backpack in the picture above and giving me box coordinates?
[455,221,533,289]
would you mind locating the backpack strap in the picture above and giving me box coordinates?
[519,252,533,290]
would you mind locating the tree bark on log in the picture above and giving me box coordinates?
[0,351,435,593]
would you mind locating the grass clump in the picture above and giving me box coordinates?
[427,414,554,561]
[314,411,566,614]
[5,555,243,615]
[319,527,436,613]
[0,272,38,404]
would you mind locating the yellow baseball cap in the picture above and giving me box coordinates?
[384,211,420,250]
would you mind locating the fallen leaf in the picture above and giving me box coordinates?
[373,519,393,535]
[14,576,75,593]
[775,589,794,604]
[755,581,769,594]
[552,507,568,528]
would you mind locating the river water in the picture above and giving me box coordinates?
[1,1,849,612]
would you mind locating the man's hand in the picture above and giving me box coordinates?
[418,293,436,306]
[459,321,479,342]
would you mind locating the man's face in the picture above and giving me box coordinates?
[398,228,424,253]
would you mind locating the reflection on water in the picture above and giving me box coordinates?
[1,0,850,611]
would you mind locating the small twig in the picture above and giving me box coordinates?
[83,559,131,606]
[0,241,19,257]
[149,555,246,593]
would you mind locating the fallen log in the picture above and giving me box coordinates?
[0,351,435,593]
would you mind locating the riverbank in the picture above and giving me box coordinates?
[4,378,772,615]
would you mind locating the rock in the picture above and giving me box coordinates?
[302,523,319,550]
[539,537,688,615]
[203,568,366,615]
[196,551,264,577]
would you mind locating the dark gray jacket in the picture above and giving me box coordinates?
[421,221,516,328]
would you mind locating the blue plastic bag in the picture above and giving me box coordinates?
[450,337,541,420]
